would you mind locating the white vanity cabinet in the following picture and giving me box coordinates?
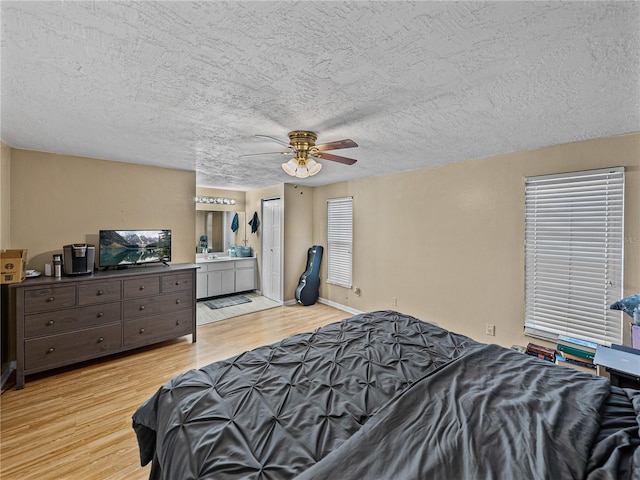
[196,258,256,300]
[235,260,256,292]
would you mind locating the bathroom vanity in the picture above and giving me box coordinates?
[196,255,256,300]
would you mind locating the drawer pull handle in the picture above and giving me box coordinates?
[176,299,181,304]
[97,290,103,296]
[97,337,104,343]
[46,320,54,326]
[176,320,181,326]
[139,285,145,291]
[139,305,145,311]
[47,297,55,302]
[139,328,145,334]
[47,347,55,354]
[175,281,180,286]
[97,312,104,318]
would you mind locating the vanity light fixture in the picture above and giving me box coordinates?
[195,196,236,205]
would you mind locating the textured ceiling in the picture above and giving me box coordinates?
[2,1,639,190]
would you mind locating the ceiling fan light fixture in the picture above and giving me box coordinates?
[306,158,322,176]
[282,158,298,176]
[282,157,322,179]
[258,130,356,178]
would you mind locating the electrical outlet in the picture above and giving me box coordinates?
[391,297,397,307]
[485,324,496,336]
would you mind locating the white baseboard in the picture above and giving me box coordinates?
[317,297,362,316]
[283,297,361,315]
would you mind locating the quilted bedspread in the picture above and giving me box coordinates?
[132,311,482,478]
[132,310,639,479]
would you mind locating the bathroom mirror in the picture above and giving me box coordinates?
[196,210,246,253]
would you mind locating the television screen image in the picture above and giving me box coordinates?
[99,230,171,268]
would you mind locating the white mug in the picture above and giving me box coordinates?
[44,263,52,276]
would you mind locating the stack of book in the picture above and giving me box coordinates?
[526,343,556,362]
[555,335,597,373]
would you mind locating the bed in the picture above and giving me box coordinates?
[132,310,640,479]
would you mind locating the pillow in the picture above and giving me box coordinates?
[610,294,640,325]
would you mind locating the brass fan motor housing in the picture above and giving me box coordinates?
[288,131,318,163]
[287,130,318,146]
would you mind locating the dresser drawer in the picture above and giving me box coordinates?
[123,277,160,298]
[123,291,192,319]
[123,309,193,347]
[161,272,193,293]
[24,286,76,314]
[24,323,121,371]
[78,280,121,305]
[24,302,121,338]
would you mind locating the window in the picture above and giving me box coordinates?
[327,197,353,288]
[524,167,624,345]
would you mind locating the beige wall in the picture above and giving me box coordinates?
[283,184,314,301]
[9,149,196,272]
[313,133,640,348]
[0,142,10,250]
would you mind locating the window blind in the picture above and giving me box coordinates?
[524,167,625,345]
[327,197,353,288]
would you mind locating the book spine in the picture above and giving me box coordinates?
[526,351,554,362]
[557,335,598,351]
[560,351,594,364]
[556,344,595,360]
[555,357,597,373]
[557,355,596,369]
[526,343,556,357]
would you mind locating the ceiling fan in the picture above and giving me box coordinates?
[243,130,358,178]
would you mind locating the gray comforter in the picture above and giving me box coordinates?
[295,344,612,479]
[132,310,640,479]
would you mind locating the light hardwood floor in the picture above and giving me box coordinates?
[0,303,351,480]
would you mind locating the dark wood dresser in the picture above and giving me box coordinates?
[8,263,197,389]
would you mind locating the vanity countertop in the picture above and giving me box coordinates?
[195,255,256,264]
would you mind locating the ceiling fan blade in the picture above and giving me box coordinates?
[240,151,292,157]
[255,134,293,149]
[315,139,358,151]
[312,151,358,165]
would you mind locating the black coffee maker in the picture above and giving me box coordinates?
[63,244,95,276]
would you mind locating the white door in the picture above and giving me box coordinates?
[262,198,282,302]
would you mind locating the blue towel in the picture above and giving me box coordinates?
[249,211,260,233]
[231,213,239,233]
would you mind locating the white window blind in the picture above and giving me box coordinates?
[524,167,624,345]
[327,197,353,288]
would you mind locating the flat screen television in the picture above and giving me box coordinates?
[98,229,171,269]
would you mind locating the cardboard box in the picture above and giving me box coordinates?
[632,324,640,350]
[1,249,27,284]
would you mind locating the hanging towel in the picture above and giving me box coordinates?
[249,211,260,233]
[231,213,239,233]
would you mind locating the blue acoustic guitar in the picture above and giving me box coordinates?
[295,245,324,306]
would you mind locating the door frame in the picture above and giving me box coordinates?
[261,197,283,303]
